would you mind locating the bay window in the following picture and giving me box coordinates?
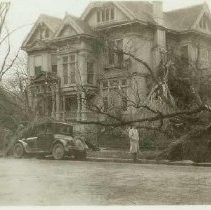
[69,54,76,84]
[51,54,57,75]
[62,56,68,85]
[62,54,76,85]
[108,39,124,68]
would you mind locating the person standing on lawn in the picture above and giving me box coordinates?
[128,125,139,162]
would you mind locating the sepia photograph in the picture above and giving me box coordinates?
[0,0,211,206]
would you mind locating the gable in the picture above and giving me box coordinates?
[28,23,52,43]
[194,6,211,34]
[22,14,62,49]
[57,24,77,37]
[82,2,132,28]
[54,14,94,38]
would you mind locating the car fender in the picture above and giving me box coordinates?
[16,139,30,153]
[51,139,69,152]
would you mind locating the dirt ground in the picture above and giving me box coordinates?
[0,158,211,205]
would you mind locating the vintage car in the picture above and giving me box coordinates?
[13,122,88,160]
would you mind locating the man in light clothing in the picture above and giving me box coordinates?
[128,126,139,162]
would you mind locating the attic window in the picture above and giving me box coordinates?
[96,7,115,23]
[97,11,100,22]
[39,24,49,40]
[199,14,208,30]
[111,8,114,20]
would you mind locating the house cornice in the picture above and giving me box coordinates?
[50,34,97,43]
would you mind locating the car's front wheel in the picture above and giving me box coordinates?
[52,143,65,160]
[13,143,25,158]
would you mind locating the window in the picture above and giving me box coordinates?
[200,48,209,68]
[108,41,115,65]
[97,10,100,22]
[121,79,127,86]
[110,80,119,88]
[122,96,127,111]
[96,8,115,23]
[69,54,76,84]
[116,39,123,67]
[106,9,109,21]
[180,45,189,64]
[35,66,42,77]
[199,14,208,30]
[52,65,57,75]
[63,64,68,84]
[51,55,57,75]
[62,54,76,85]
[111,8,114,20]
[34,55,42,76]
[63,56,68,63]
[201,49,208,61]
[87,62,94,84]
[62,56,68,85]
[102,10,105,22]
[108,39,124,68]
[101,78,128,111]
[103,97,109,112]
[102,81,108,89]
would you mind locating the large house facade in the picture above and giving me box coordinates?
[22,1,211,131]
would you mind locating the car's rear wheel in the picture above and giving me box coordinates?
[52,143,65,160]
[13,143,25,158]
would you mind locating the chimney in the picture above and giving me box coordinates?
[152,1,163,25]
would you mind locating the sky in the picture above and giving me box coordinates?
[3,0,211,63]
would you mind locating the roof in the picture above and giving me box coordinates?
[117,1,155,24]
[39,14,62,33]
[22,14,62,48]
[164,4,205,31]
[23,1,210,49]
[81,1,208,32]
[56,14,94,36]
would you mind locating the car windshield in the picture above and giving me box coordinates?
[54,124,73,136]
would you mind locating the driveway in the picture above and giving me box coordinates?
[0,158,211,205]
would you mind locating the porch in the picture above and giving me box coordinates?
[54,93,99,122]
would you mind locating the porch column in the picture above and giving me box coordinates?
[34,93,38,120]
[62,95,65,121]
[77,93,81,121]
[55,90,60,120]
[51,92,56,118]
[81,91,87,121]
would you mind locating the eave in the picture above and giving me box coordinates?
[50,33,97,43]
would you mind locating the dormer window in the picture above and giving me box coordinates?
[96,7,115,23]
[106,9,109,21]
[111,8,114,20]
[199,14,208,30]
[97,11,100,22]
